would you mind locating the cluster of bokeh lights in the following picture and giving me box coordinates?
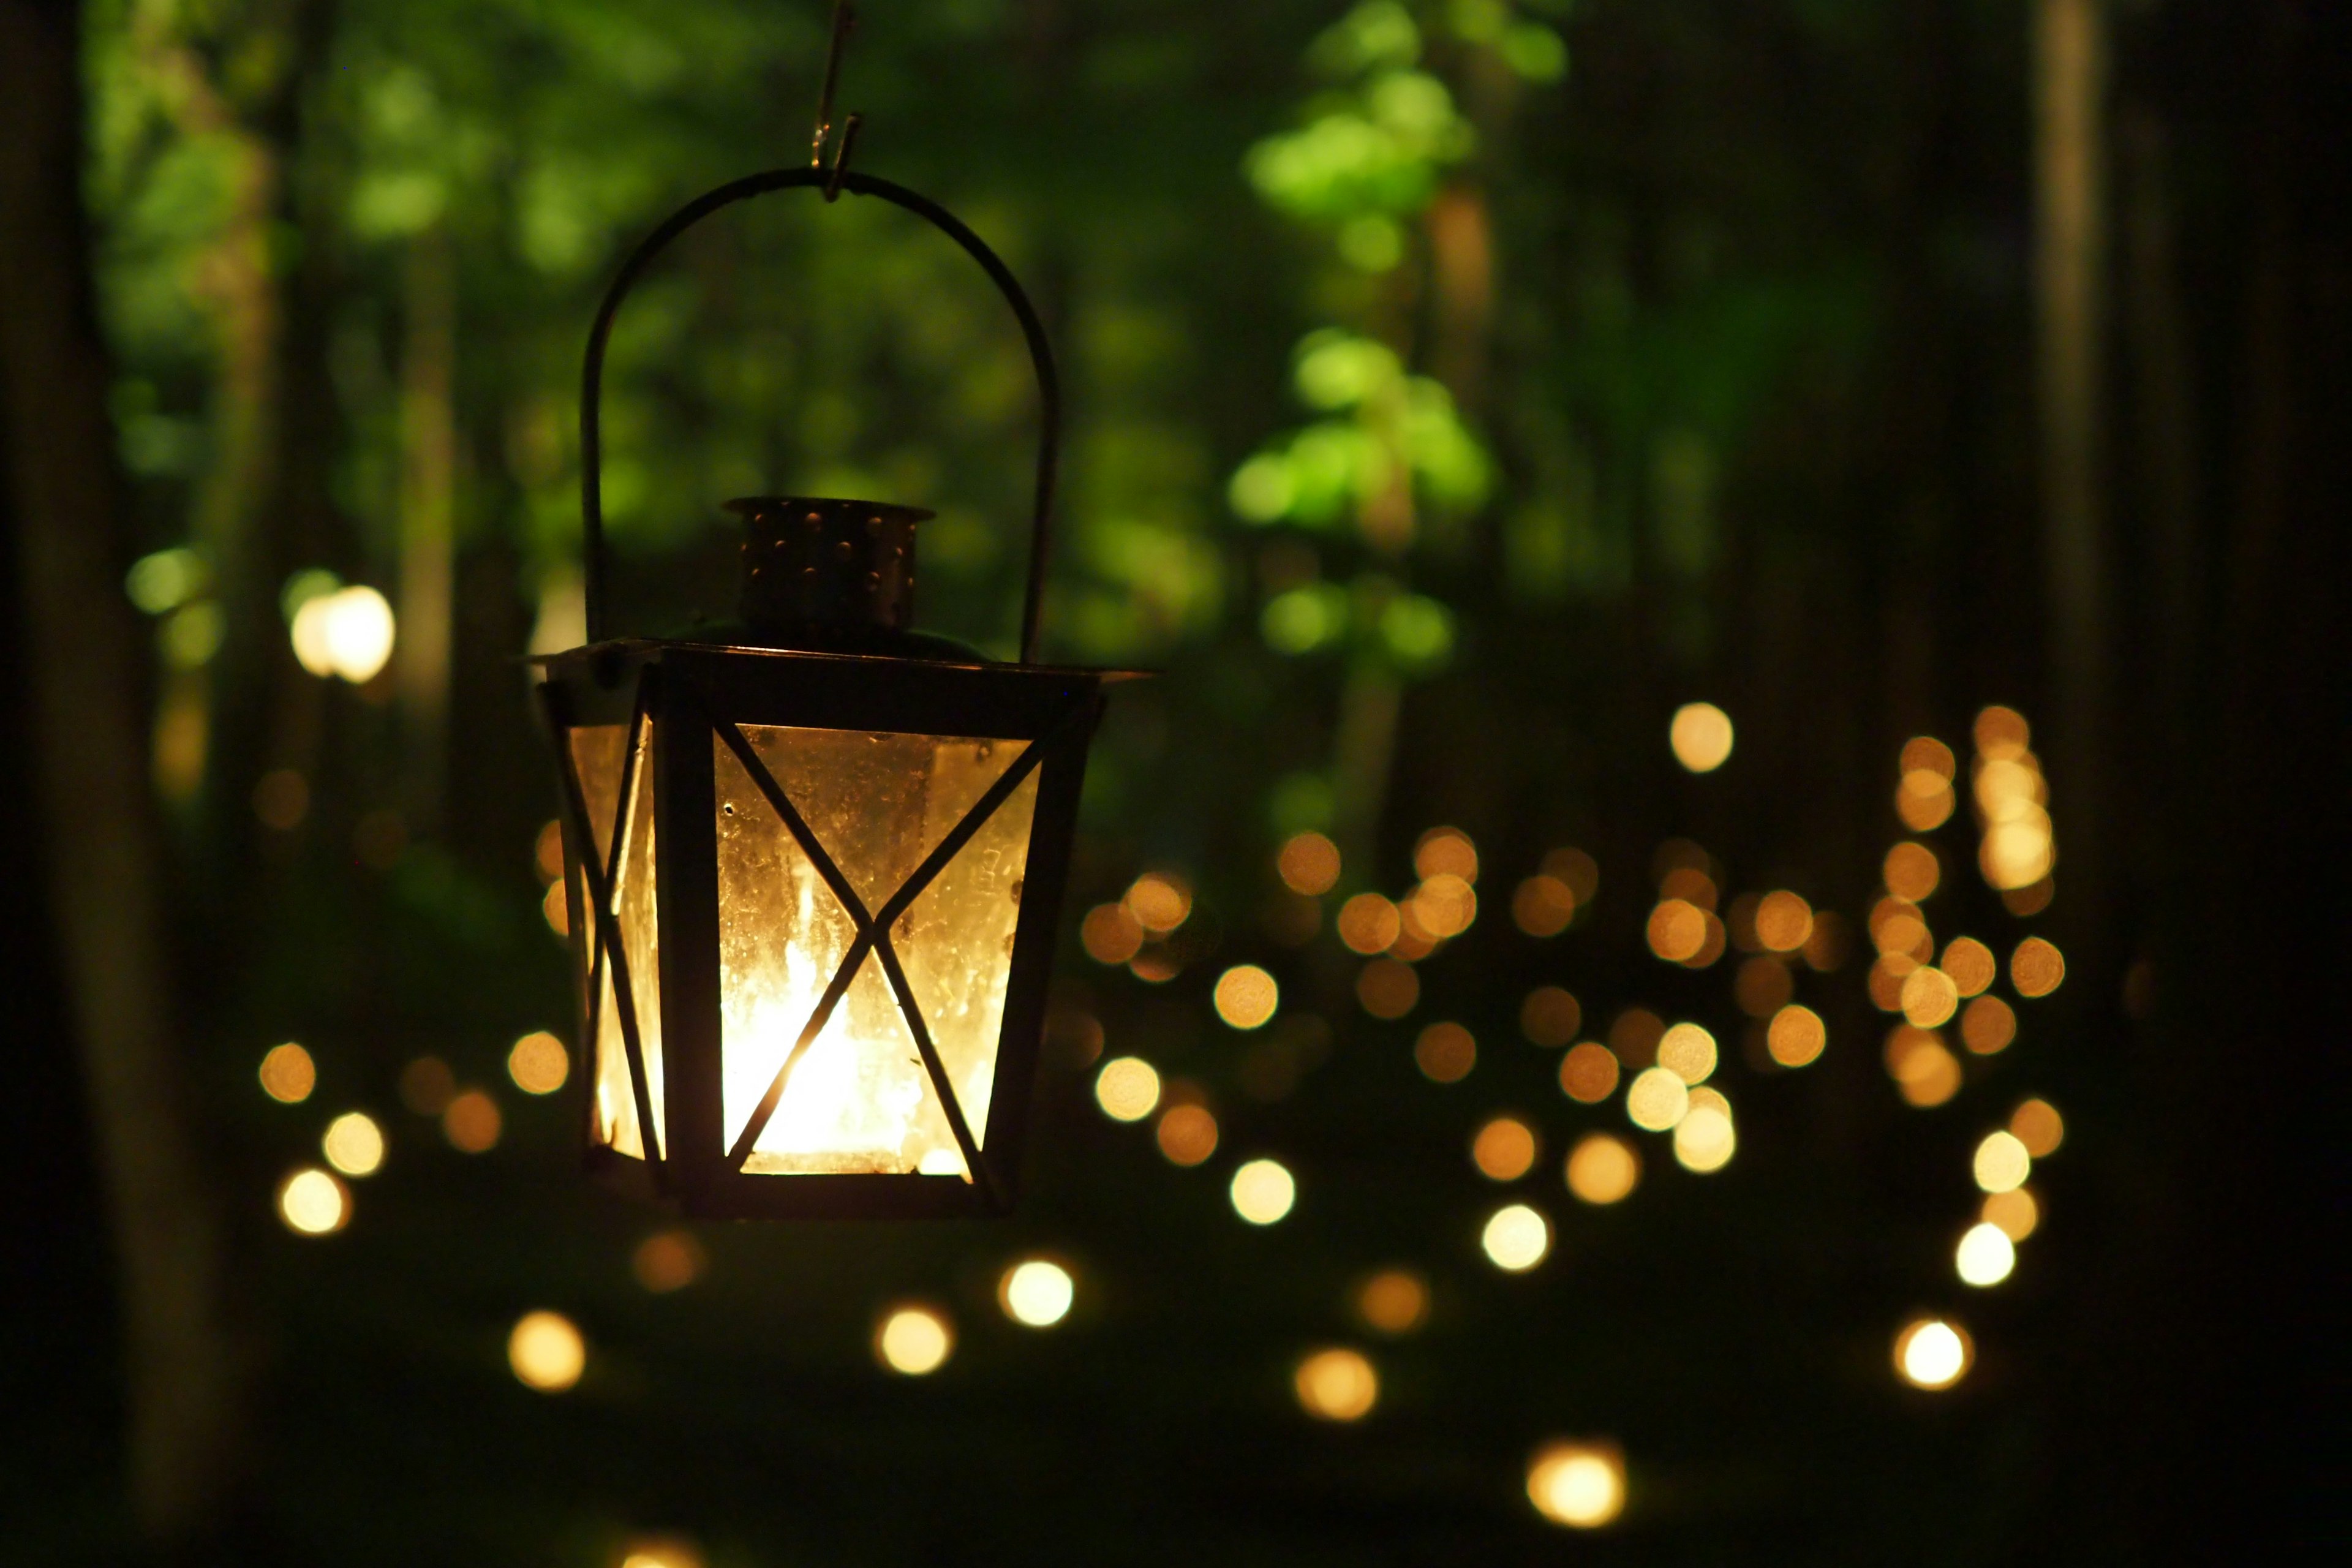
[241,695,2086,1529]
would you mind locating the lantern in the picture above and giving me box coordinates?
[537,168,1136,1218]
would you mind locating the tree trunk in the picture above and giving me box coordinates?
[0,0,246,1540]
[2032,0,2110,930]
[398,225,458,836]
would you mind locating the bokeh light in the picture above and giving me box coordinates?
[1357,1269,1430,1335]
[443,1089,502,1153]
[1897,770,1958,831]
[1754,890,1814,952]
[2002,878,2056,916]
[1956,1222,2016,1286]
[1646,898,1707,962]
[1213,965,1280,1030]
[1898,739,1960,832]
[1414,1021,1476,1083]
[1900,965,1961,1028]
[1672,1099,1736,1173]
[1293,1348,1379,1422]
[1656,1022,1717,1085]
[1893,1317,1973,1390]
[1884,1026,1961,1107]
[1973,705,2030,758]
[1527,1441,1626,1528]
[1902,736,1958,778]
[1872,901,1931,959]
[1982,1188,2040,1242]
[1413,827,1479,883]
[1683,910,1727,968]
[1480,1204,1551,1271]
[1156,1103,1219,1166]
[1124,872,1193,933]
[1230,1158,1297,1224]
[1511,875,1577,936]
[1971,719,2054,891]
[533,818,564,882]
[2010,1098,2065,1156]
[1959,995,2018,1054]
[259,1042,316,1104]
[1408,872,1477,938]
[1091,1059,1159,1125]
[1389,908,1438,962]
[1668,702,1734,772]
[290,584,396,683]
[1471,1116,1538,1182]
[631,1229,706,1293]
[277,1167,349,1235]
[1883,841,1941,902]
[1336,893,1403,954]
[322,1111,385,1177]
[1973,1130,2032,1193]
[508,1310,586,1392]
[507,1030,569,1095]
[2011,937,2066,997]
[875,1305,954,1374]
[1766,1005,1826,1068]
[1081,903,1145,965]
[1566,1133,1640,1204]
[1520,986,1581,1046]
[1868,955,1913,1012]
[1941,937,1996,997]
[999,1260,1076,1327]
[1558,1042,1619,1102]
[1624,1066,1689,1131]
[1543,847,1600,906]
[1277,831,1341,895]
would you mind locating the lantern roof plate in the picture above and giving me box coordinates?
[529,636,1154,687]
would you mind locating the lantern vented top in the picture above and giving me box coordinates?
[729,496,933,652]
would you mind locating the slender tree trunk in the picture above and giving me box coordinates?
[126,2,288,813]
[2032,0,2110,926]
[0,0,246,1540]
[398,225,458,835]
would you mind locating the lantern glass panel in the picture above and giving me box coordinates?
[570,721,665,1159]
[715,724,1039,1176]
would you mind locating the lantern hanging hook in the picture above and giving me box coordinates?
[812,0,861,202]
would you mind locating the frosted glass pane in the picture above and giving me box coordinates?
[569,725,624,868]
[716,726,1036,1176]
[570,722,664,1159]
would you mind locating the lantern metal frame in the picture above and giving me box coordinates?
[535,167,1137,1219]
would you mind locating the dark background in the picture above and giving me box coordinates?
[1,0,2340,1561]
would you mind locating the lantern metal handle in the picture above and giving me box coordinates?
[579,168,1061,664]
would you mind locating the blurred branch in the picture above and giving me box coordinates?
[0,0,247,1540]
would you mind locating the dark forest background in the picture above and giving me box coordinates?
[0,0,2341,1561]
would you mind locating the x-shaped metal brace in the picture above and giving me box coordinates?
[714,709,1086,1200]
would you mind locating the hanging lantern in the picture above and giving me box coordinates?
[536,167,1136,1218]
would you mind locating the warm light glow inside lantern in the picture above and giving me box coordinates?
[537,167,1134,1219]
